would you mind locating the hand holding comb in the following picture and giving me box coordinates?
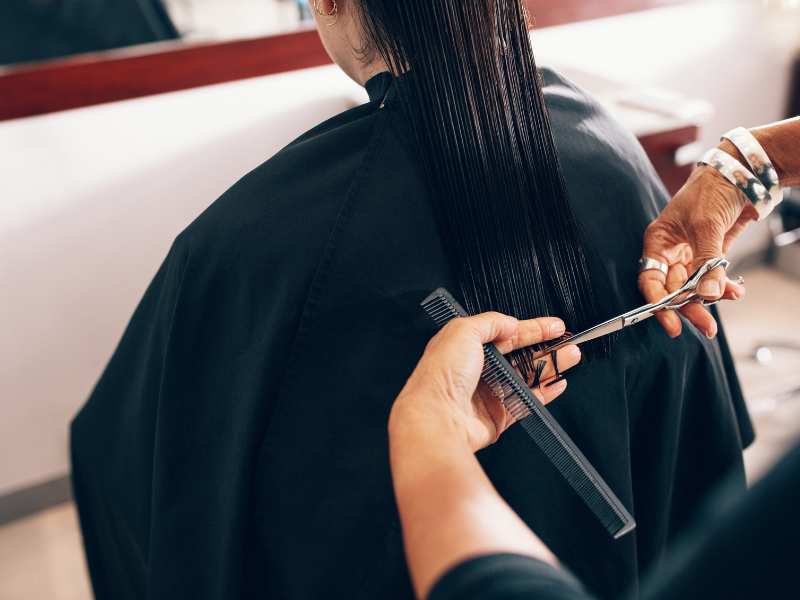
[420,288,636,539]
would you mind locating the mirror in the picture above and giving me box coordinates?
[0,0,314,68]
[0,0,702,123]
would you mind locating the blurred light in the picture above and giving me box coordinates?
[755,346,774,365]
[761,0,800,8]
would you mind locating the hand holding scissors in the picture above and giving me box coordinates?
[540,257,737,355]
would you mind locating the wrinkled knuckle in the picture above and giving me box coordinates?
[441,318,465,338]
[425,332,442,351]
[525,319,542,339]
[644,220,663,237]
[644,219,682,252]
[687,218,722,248]
[643,221,665,243]
[687,211,718,232]
[637,272,653,291]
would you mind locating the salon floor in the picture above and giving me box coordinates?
[1,266,798,600]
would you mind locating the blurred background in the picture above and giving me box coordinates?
[0,1,798,598]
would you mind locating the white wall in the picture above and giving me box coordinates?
[1,0,797,496]
[532,0,800,260]
[534,0,799,149]
[0,66,363,496]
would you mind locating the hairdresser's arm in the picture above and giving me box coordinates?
[388,313,586,599]
[640,117,799,338]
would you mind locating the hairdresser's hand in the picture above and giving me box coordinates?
[639,166,750,338]
[389,313,581,453]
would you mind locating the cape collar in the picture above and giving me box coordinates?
[364,71,394,104]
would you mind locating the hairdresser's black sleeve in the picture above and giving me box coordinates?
[429,554,595,600]
[636,442,800,600]
[431,443,800,600]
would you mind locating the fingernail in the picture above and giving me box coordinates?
[546,378,568,392]
[698,280,721,297]
[550,321,566,337]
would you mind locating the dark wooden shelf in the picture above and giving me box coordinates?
[638,126,700,195]
[788,51,800,118]
[0,29,329,121]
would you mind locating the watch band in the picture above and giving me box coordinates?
[698,148,773,220]
[722,127,782,218]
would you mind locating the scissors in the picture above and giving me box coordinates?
[539,257,732,355]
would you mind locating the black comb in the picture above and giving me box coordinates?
[420,288,635,539]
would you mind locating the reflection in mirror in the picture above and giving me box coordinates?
[165,0,312,41]
[0,0,313,68]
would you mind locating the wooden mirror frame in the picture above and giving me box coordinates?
[0,0,687,122]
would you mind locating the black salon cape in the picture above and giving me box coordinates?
[71,71,752,600]
[429,442,800,600]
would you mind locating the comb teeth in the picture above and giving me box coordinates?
[421,288,636,539]
[420,293,461,328]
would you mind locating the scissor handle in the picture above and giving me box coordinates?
[666,294,722,310]
[656,257,729,311]
[541,257,732,352]
[623,256,729,321]
[684,257,730,289]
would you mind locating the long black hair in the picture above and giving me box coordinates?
[357,0,608,376]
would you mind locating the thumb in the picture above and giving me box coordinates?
[691,231,726,300]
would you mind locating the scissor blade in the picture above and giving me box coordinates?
[535,258,731,357]
[538,316,625,355]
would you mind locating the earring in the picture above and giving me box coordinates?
[313,0,338,18]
